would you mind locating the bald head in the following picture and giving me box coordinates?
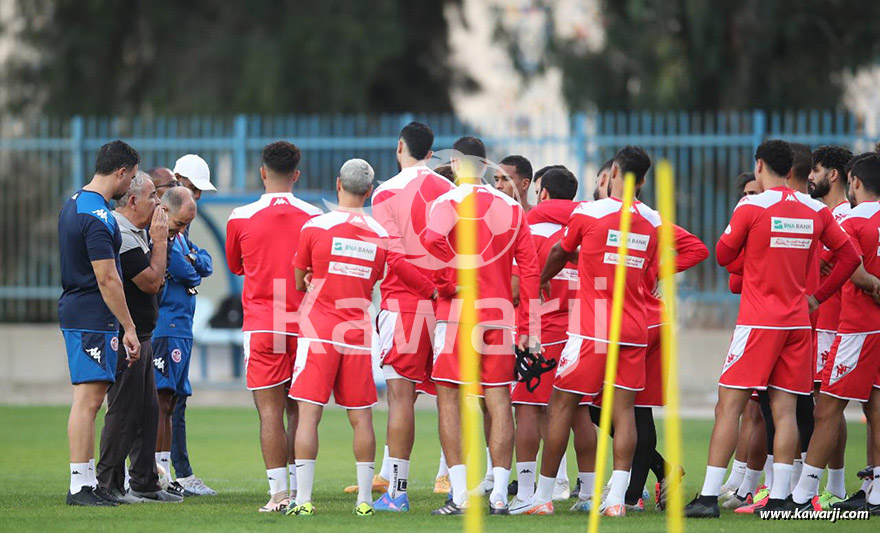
[147,167,177,198]
[160,186,197,238]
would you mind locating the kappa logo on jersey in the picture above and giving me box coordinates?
[92,208,109,222]
[110,336,118,352]
[331,237,377,261]
[171,348,182,363]
[270,197,289,206]
[84,346,102,364]
[328,261,372,279]
[602,252,645,269]
[153,357,166,373]
[770,236,812,249]
[771,217,814,234]
[606,230,650,251]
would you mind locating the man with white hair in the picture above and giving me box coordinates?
[286,159,388,517]
[97,173,182,503]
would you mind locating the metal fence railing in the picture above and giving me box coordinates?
[2,111,879,322]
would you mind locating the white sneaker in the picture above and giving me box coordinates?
[552,478,571,501]
[718,488,736,505]
[508,496,530,514]
[176,475,217,496]
[570,497,593,512]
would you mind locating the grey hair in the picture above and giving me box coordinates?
[160,185,195,215]
[118,172,152,205]
[339,158,374,195]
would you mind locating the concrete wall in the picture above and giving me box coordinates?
[0,324,734,409]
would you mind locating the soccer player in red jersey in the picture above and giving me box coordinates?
[791,154,880,514]
[369,122,454,510]
[422,145,541,515]
[508,167,580,509]
[685,140,859,518]
[286,159,387,517]
[518,146,662,517]
[225,142,322,512]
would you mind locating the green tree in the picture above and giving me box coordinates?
[554,0,880,110]
[6,0,456,114]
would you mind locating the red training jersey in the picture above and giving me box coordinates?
[560,197,662,346]
[523,199,579,343]
[371,165,455,314]
[837,201,880,334]
[716,187,852,329]
[225,193,322,333]
[294,211,388,349]
[815,201,852,332]
[644,224,709,327]
[422,182,540,338]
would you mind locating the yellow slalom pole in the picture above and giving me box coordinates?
[456,162,483,533]
[588,172,636,533]
[656,160,684,533]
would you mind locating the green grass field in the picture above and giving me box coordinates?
[0,405,871,531]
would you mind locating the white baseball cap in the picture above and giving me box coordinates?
[173,154,216,192]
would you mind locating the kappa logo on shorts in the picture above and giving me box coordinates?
[84,346,102,364]
[291,364,304,382]
[153,357,166,373]
[171,348,182,363]
[722,350,743,373]
[110,336,118,352]
[834,363,851,378]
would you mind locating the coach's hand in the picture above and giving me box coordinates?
[149,205,169,243]
[807,295,820,314]
[123,327,140,365]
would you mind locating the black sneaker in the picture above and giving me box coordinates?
[166,481,187,498]
[94,486,126,505]
[432,501,466,515]
[867,502,880,516]
[832,490,866,510]
[785,495,817,513]
[684,494,719,518]
[507,480,518,496]
[756,498,787,518]
[66,486,117,507]
[856,466,874,480]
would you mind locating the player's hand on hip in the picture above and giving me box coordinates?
[806,295,820,314]
[122,328,140,365]
[149,206,169,243]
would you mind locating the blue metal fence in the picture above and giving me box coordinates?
[2,111,878,322]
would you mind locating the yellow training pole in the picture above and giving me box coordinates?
[656,160,684,533]
[588,172,636,533]
[456,162,483,533]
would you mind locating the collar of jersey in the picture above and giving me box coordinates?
[261,192,295,199]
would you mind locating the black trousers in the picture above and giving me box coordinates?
[96,338,161,493]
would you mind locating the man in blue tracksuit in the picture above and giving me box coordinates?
[148,165,216,495]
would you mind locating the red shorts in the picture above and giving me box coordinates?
[820,333,880,402]
[720,326,813,394]
[288,339,377,409]
[375,309,436,383]
[511,340,566,405]
[553,335,646,396]
[635,326,663,407]
[431,322,516,388]
[815,330,836,383]
[415,380,437,397]
[243,331,297,390]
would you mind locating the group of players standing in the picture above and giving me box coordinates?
[224,121,715,518]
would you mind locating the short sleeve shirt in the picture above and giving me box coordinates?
[113,211,158,340]
[560,198,661,346]
[837,201,880,334]
[717,187,850,329]
[294,211,388,349]
[58,189,122,331]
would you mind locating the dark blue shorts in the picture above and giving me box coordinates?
[153,337,193,396]
[62,329,119,384]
